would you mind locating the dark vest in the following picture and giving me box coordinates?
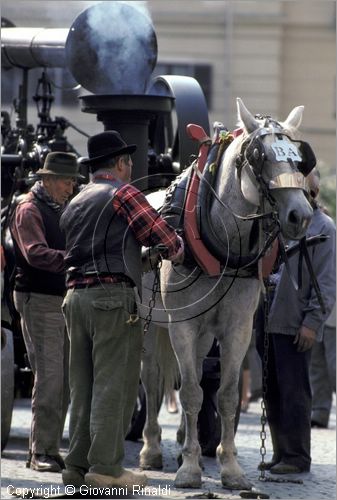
[60,178,142,295]
[12,195,66,296]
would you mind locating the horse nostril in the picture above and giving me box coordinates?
[288,209,300,225]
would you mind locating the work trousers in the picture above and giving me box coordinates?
[13,291,69,455]
[256,331,312,471]
[62,283,143,476]
[310,325,336,426]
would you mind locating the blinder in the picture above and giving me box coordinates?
[237,133,316,193]
[294,140,316,176]
[244,138,265,175]
[243,137,316,177]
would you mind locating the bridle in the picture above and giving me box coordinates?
[235,118,315,208]
[196,119,316,274]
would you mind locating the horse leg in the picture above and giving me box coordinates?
[216,330,253,490]
[139,324,163,469]
[176,411,185,445]
[170,323,212,488]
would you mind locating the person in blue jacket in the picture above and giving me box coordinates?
[256,168,336,474]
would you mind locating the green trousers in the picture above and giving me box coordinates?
[62,283,143,476]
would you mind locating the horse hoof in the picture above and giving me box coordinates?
[221,474,252,490]
[177,453,204,471]
[139,454,163,470]
[174,470,202,489]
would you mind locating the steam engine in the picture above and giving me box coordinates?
[1,2,210,198]
[1,2,211,450]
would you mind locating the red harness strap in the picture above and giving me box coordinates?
[0,245,6,272]
[184,124,221,276]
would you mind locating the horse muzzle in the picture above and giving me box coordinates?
[273,189,313,241]
[286,206,312,238]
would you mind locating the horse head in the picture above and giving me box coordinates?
[236,98,314,240]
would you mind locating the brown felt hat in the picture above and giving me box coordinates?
[81,130,137,165]
[36,152,84,178]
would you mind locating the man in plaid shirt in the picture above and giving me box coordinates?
[60,131,184,490]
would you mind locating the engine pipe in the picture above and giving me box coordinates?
[1,28,68,69]
[79,94,174,191]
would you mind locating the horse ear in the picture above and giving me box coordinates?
[236,98,259,134]
[283,105,304,130]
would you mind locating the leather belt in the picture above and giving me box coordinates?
[67,273,134,289]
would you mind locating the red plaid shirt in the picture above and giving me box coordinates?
[93,172,182,259]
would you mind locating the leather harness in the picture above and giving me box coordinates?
[184,123,279,278]
[161,122,327,311]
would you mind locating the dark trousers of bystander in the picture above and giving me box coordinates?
[256,331,312,472]
[13,291,69,456]
[310,324,336,427]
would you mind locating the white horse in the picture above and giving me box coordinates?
[139,98,314,490]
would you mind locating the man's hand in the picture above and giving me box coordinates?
[170,235,184,265]
[293,325,316,352]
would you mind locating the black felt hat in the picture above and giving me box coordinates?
[36,152,84,178]
[81,130,137,165]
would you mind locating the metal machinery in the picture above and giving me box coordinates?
[1,2,211,450]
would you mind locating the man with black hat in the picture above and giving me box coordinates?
[10,152,83,472]
[60,131,184,489]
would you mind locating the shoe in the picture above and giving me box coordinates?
[52,454,66,469]
[85,469,148,488]
[62,468,86,487]
[270,461,306,474]
[28,452,65,470]
[258,460,278,471]
[30,454,62,472]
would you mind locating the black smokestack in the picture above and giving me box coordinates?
[65,1,157,94]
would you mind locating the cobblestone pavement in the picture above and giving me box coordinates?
[1,397,335,500]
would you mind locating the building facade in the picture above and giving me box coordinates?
[2,1,335,184]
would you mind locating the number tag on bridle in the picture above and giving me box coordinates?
[270,137,316,176]
[271,138,302,162]
[244,136,316,178]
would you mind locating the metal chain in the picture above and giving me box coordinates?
[258,286,270,482]
[143,259,162,336]
[258,283,303,485]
